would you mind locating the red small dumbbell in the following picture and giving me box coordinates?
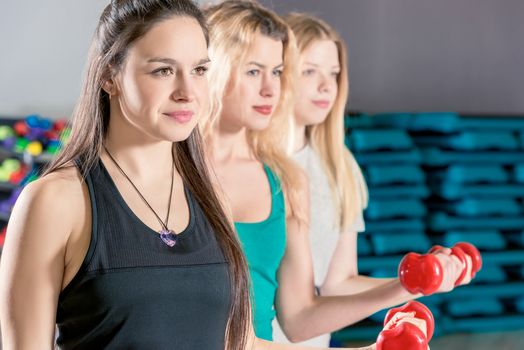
[399,242,481,295]
[377,301,434,350]
[383,301,434,341]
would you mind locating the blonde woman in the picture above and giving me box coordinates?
[203,1,447,347]
[270,13,474,346]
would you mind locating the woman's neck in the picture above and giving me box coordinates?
[293,120,309,153]
[210,117,254,164]
[104,112,175,181]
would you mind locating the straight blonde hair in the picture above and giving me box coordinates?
[204,1,305,221]
[286,12,368,231]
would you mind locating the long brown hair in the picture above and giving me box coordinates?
[44,1,251,348]
[286,13,368,231]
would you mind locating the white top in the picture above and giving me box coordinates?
[272,144,365,346]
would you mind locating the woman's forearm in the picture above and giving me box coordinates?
[321,275,396,296]
[281,279,419,342]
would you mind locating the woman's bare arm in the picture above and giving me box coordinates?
[0,170,86,349]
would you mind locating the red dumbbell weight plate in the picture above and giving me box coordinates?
[454,242,482,278]
[399,253,444,295]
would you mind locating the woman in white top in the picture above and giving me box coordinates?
[272,13,474,346]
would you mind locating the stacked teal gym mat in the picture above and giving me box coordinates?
[332,113,524,345]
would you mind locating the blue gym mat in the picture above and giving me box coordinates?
[445,298,504,317]
[344,113,373,129]
[470,266,507,283]
[332,325,383,342]
[429,212,524,230]
[506,231,524,248]
[370,112,459,132]
[421,148,524,166]
[442,230,507,250]
[357,235,373,256]
[444,198,521,217]
[364,218,426,233]
[364,165,425,185]
[353,149,422,165]
[441,282,524,300]
[414,131,520,151]
[347,129,414,152]
[369,184,430,199]
[445,314,524,333]
[515,296,524,314]
[370,112,524,133]
[514,164,524,183]
[369,232,431,255]
[365,199,427,220]
[439,165,509,184]
[368,268,397,278]
[431,183,524,200]
[519,131,524,148]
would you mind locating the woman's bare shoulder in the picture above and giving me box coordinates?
[9,165,88,244]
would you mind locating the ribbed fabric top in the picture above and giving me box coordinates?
[55,159,231,349]
[234,164,286,341]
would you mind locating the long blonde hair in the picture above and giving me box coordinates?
[204,1,305,220]
[286,12,368,231]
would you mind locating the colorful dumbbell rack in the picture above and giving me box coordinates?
[0,116,69,249]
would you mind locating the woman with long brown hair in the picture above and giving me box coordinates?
[0,1,252,348]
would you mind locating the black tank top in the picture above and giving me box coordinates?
[55,159,231,349]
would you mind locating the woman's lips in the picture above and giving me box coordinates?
[312,100,331,109]
[252,105,273,116]
[165,110,194,123]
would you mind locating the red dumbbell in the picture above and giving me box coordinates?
[377,301,433,350]
[383,301,434,341]
[399,242,478,295]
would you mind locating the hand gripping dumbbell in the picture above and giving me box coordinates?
[398,242,482,295]
[376,301,434,350]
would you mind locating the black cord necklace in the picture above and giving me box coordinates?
[103,145,178,247]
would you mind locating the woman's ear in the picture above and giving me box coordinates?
[102,78,116,97]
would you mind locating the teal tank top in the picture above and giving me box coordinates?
[235,164,286,341]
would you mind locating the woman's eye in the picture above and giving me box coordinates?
[273,69,283,77]
[247,69,260,77]
[152,67,174,77]
[303,69,316,76]
[331,71,340,78]
[192,66,209,76]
